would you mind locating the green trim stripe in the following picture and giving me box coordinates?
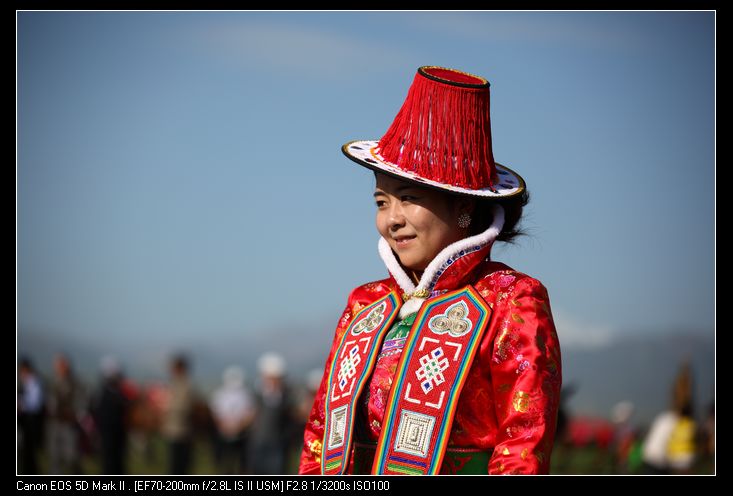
[386,463,423,475]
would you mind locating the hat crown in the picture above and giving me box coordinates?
[417,66,489,88]
[377,66,497,190]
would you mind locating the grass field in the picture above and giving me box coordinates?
[25,435,714,475]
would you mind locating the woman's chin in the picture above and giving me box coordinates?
[398,257,427,273]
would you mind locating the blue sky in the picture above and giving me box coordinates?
[18,12,714,376]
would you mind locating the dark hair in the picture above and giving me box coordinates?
[467,190,529,243]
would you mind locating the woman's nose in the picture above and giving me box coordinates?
[388,204,405,230]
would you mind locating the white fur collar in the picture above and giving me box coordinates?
[378,204,505,318]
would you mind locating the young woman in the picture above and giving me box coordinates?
[300,66,561,475]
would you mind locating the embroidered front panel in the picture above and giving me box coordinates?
[337,346,361,390]
[428,301,473,337]
[327,406,348,450]
[371,287,491,475]
[352,301,386,335]
[321,291,401,475]
[416,348,449,393]
[393,410,436,458]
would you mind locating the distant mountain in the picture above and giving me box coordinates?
[562,331,714,425]
[18,324,714,426]
[17,319,336,392]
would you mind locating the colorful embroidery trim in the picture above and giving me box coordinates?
[321,291,401,474]
[372,286,491,475]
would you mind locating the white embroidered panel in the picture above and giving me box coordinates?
[328,405,348,450]
[393,410,436,458]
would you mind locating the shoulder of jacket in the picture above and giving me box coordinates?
[473,263,549,296]
[332,278,396,333]
[347,277,396,304]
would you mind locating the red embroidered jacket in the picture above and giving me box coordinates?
[299,238,561,475]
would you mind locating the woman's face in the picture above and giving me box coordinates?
[375,173,471,272]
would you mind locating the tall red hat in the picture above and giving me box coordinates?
[342,66,525,198]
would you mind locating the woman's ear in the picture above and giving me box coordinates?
[456,197,477,217]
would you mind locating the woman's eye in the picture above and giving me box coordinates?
[375,200,386,208]
[401,195,417,202]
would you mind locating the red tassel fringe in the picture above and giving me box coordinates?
[378,71,496,190]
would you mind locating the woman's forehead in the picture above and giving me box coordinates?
[374,173,423,193]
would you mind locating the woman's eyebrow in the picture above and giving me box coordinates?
[373,186,415,197]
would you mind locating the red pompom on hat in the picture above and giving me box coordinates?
[342,66,525,198]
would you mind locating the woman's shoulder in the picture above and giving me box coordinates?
[347,277,397,304]
[473,261,551,299]
[331,278,396,333]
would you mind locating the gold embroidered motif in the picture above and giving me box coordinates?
[496,328,509,346]
[521,448,529,460]
[428,301,472,337]
[502,448,510,456]
[413,288,430,298]
[512,391,530,413]
[496,329,520,362]
[351,301,386,335]
[307,439,322,463]
[402,288,430,301]
[495,328,511,360]
[511,313,525,324]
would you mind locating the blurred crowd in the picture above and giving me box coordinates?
[553,362,715,474]
[18,353,714,475]
[17,351,321,475]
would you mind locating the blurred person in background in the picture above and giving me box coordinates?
[209,366,254,474]
[642,362,697,474]
[127,382,164,464]
[92,356,129,474]
[665,362,697,473]
[291,369,323,471]
[610,400,636,474]
[18,356,45,474]
[295,369,323,434]
[300,66,562,475]
[248,352,295,474]
[161,354,196,475]
[47,353,84,474]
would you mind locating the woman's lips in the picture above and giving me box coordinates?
[393,235,416,248]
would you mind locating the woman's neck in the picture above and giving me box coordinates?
[410,270,423,285]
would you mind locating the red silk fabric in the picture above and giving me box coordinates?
[300,261,562,475]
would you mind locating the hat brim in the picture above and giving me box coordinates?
[342,140,525,198]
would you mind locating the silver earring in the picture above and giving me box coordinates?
[458,212,471,229]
